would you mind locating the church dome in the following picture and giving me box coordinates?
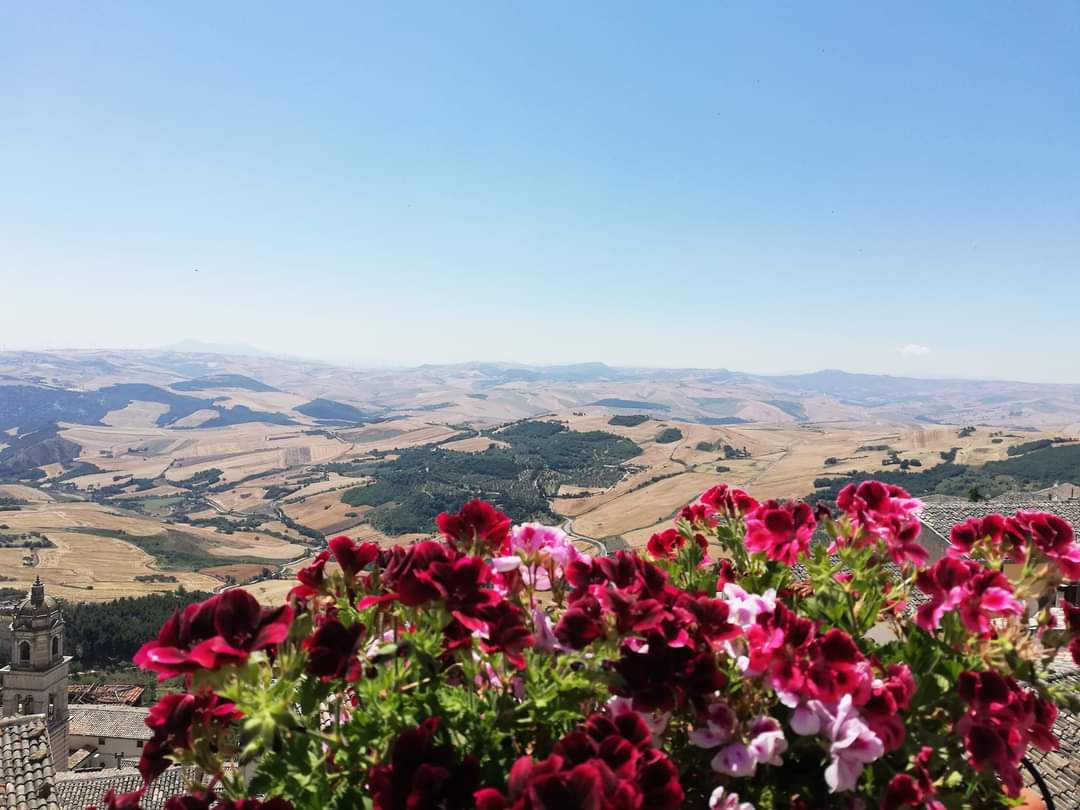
[13,577,60,623]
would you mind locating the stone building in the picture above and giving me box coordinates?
[0,577,70,770]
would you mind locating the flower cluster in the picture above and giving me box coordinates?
[110,483,1079,810]
[474,709,683,810]
[956,671,1058,796]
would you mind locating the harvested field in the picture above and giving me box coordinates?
[571,471,738,539]
[0,484,54,503]
[0,531,219,602]
[201,563,269,582]
[282,489,371,534]
[240,578,296,606]
[101,401,170,428]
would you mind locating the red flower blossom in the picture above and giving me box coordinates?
[289,550,329,600]
[743,500,816,566]
[328,535,379,579]
[678,503,717,528]
[555,594,605,649]
[134,591,293,680]
[475,712,682,810]
[436,499,511,554]
[378,541,455,607]
[646,528,682,559]
[948,514,1011,560]
[140,692,241,782]
[369,718,481,810]
[956,671,1059,797]
[834,481,927,565]
[700,484,759,517]
[1064,601,1080,666]
[1008,511,1080,579]
[303,618,365,681]
[914,558,1023,635]
[478,601,534,670]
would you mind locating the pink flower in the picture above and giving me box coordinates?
[709,787,755,810]
[790,697,884,792]
[818,696,884,793]
[500,522,588,590]
[720,583,776,629]
[689,702,736,748]
[707,716,787,777]
[744,500,816,565]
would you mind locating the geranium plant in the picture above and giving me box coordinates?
[95,482,1080,809]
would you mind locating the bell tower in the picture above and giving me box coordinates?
[0,577,71,769]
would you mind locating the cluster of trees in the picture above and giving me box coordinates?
[61,589,212,670]
[607,414,650,427]
[655,427,684,444]
[811,442,1080,504]
[339,420,641,535]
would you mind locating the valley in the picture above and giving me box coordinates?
[1,349,1078,603]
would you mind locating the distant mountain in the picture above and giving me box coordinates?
[159,340,273,357]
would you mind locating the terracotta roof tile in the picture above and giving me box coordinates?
[0,714,60,810]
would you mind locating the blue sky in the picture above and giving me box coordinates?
[3,2,1079,381]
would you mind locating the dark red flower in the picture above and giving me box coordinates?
[436,499,511,554]
[289,550,329,600]
[948,514,1009,559]
[369,718,480,810]
[1065,601,1080,666]
[328,535,379,579]
[140,692,241,782]
[882,774,922,810]
[956,671,1059,797]
[478,601,534,669]
[475,713,682,810]
[380,541,455,607]
[134,591,293,680]
[418,554,502,631]
[743,500,815,565]
[163,793,215,810]
[303,618,365,681]
[555,594,605,649]
[1009,511,1080,578]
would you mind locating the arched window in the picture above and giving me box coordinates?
[19,641,30,663]
[24,695,34,715]
[51,636,59,657]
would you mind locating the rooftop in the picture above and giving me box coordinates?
[67,684,145,707]
[68,705,151,741]
[1025,669,1080,809]
[919,499,1080,547]
[0,714,60,810]
[55,766,211,810]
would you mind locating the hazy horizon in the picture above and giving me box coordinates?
[4,340,1080,388]
[5,3,1079,382]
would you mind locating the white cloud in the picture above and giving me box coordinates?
[897,343,931,357]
